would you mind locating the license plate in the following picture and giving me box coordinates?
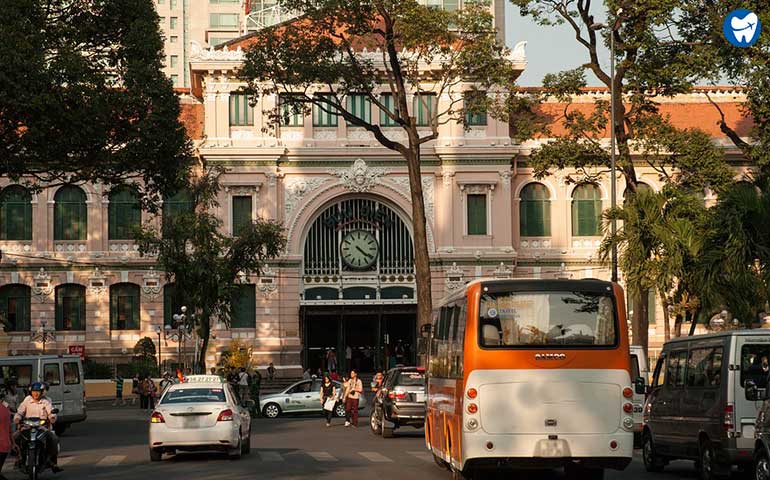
[182,417,202,429]
[535,439,569,458]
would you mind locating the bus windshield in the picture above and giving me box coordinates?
[479,290,617,348]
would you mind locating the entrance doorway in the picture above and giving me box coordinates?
[301,305,417,374]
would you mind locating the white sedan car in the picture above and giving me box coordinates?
[149,376,251,460]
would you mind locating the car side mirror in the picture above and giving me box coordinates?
[51,408,60,415]
[634,377,647,395]
[746,380,760,401]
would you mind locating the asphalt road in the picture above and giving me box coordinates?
[0,405,746,480]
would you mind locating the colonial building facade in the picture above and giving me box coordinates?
[0,34,752,372]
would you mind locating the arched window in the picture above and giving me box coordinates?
[572,183,602,236]
[55,284,86,331]
[54,186,87,241]
[162,190,194,233]
[108,187,141,240]
[624,182,653,202]
[519,183,551,237]
[231,284,256,328]
[110,283,140,330]
[0,284,31,331]
[0,186,32,240]
[163,283,183,326]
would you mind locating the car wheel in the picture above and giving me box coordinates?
[565,463,604,480]
[382,425,394,438]
[699,439,728,480]
[642,431,665,473]
[370,410,382,435]
[262,403,281,419]
[334,403,347,418]
[228,438,242,460]
[756,449,770,480]
[149,448,163,462]
[241,429,251,455]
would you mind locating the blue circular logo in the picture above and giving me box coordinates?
[723,9,761,47]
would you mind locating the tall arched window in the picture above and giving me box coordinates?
[163,283,183,326]
[0,284,31,331]
[571,183,602,236]
[108,187,141,240]
[519,183,551,237]
[54,186,87,241]
[0,186,32,240]
[110,283,140,330]
[162,190,194,233]
[231,284,256,328]
[55,284,86,331]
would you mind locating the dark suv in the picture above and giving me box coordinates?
[369,367,426,438]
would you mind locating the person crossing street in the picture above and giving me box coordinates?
[343,370,363,428]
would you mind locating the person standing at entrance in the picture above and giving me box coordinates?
[319,375,337,427]
[345,346,352,371]
[344,370,363,427]
[326,350,337,373]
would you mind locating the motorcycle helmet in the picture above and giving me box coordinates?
[30,382,44,392]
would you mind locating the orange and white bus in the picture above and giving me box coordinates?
[425,279,633,480]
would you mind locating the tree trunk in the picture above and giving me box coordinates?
[674,314,683,338]
[197,314,210,373]
[633,292,649,351]
[404,140,433,351]
[688,311,698,336]
[660,292,670,342]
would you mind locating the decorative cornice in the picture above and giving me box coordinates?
[328,159,386,193]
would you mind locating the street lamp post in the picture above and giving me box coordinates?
[32,320,56,355]
[165,306,194,372]
[155,325,163,373]
[591,9,623,283]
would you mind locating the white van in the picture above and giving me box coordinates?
[630,345,649,445]
[0,355,86,434]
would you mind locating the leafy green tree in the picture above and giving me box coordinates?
[509,0,734,349]
[133,337,157,359]
[134,170,286,371]
[238,0,523,328]
[0,0,192,201]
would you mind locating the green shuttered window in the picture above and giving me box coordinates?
[467,194,487,235]
[163,283,182,327]
[229,94,254,126]
[572,183,602,236]
[347,94,371,124]
[379,93,400,126]
[520,183,551,237]
[279,94,304,126]
[54,186,87,241]
[108,187,141,240]
[313,94,339,127]
[232,196,252,236]
[0,284,31,332]
[464,91,488,126]
[413,93,436,127]
[231,284,256,328]
[0,185,32,240]
[162,190,194,234]
[110,283,140,330]
[55,284,85,331]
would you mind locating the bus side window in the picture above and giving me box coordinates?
[652,355,666,389]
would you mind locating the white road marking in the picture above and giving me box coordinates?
[58,457,75,466]
[96,455,126,466]
[407,450,433,462]
[307,451,337,462]
[359,451,393,463]
[258,451,285,462]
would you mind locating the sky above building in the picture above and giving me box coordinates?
[505,3,610,87]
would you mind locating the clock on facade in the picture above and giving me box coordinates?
[341,230,379,269]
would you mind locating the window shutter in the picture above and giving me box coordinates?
[55,288,64,330]
[110,287,119,330]
[542,200,551,236]
[232,284,256,328]
[467,194,487,235]
[164,284,175,326]
[232,196,253,236]
[131,290,140,330]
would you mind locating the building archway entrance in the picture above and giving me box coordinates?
[301,305,417,374]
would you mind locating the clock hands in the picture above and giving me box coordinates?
[355,245,374,259]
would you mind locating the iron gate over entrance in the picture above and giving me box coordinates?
[302,197,416,305]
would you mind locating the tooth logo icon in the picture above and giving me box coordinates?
[723,9,762,47]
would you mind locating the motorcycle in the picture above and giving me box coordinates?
[16,408,59,480]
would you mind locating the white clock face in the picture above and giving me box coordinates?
[341,230,379,269]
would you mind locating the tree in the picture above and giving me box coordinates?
[239,0,523,329]
[220,339,254,371]
[0,0,192,201]
[133,337,157,359]
[135,170,286,371]
[509,0,735,350]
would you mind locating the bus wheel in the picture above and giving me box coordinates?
[451,467,479,480]
[432,453,449,471]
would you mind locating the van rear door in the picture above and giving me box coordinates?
[62,360,84,419]
[735,334,770,450]
[42,361,64,413]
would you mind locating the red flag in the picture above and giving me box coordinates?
[177,369,184,383]
[244,0,250,15]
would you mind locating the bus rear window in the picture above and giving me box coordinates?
[479,291,617,348]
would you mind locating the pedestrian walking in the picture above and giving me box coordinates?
[237,368,251,402]
[159,372,174,393]
[138,376,148,410]
[251,369,261,416]
[343,370,363,427]
[0,394,13,480]
[147,377,158,410]
[131,374,140,406]
[326,349,337,373]
[302,368,311,380]
[267,362,276,381]
[112,374,125,407]
[319,375,337,427]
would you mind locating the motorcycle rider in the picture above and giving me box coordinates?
[13,383,62,474]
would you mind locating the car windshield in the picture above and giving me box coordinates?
[479,290,617,347]
[161,388,226,404]
[396,371,425,386]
